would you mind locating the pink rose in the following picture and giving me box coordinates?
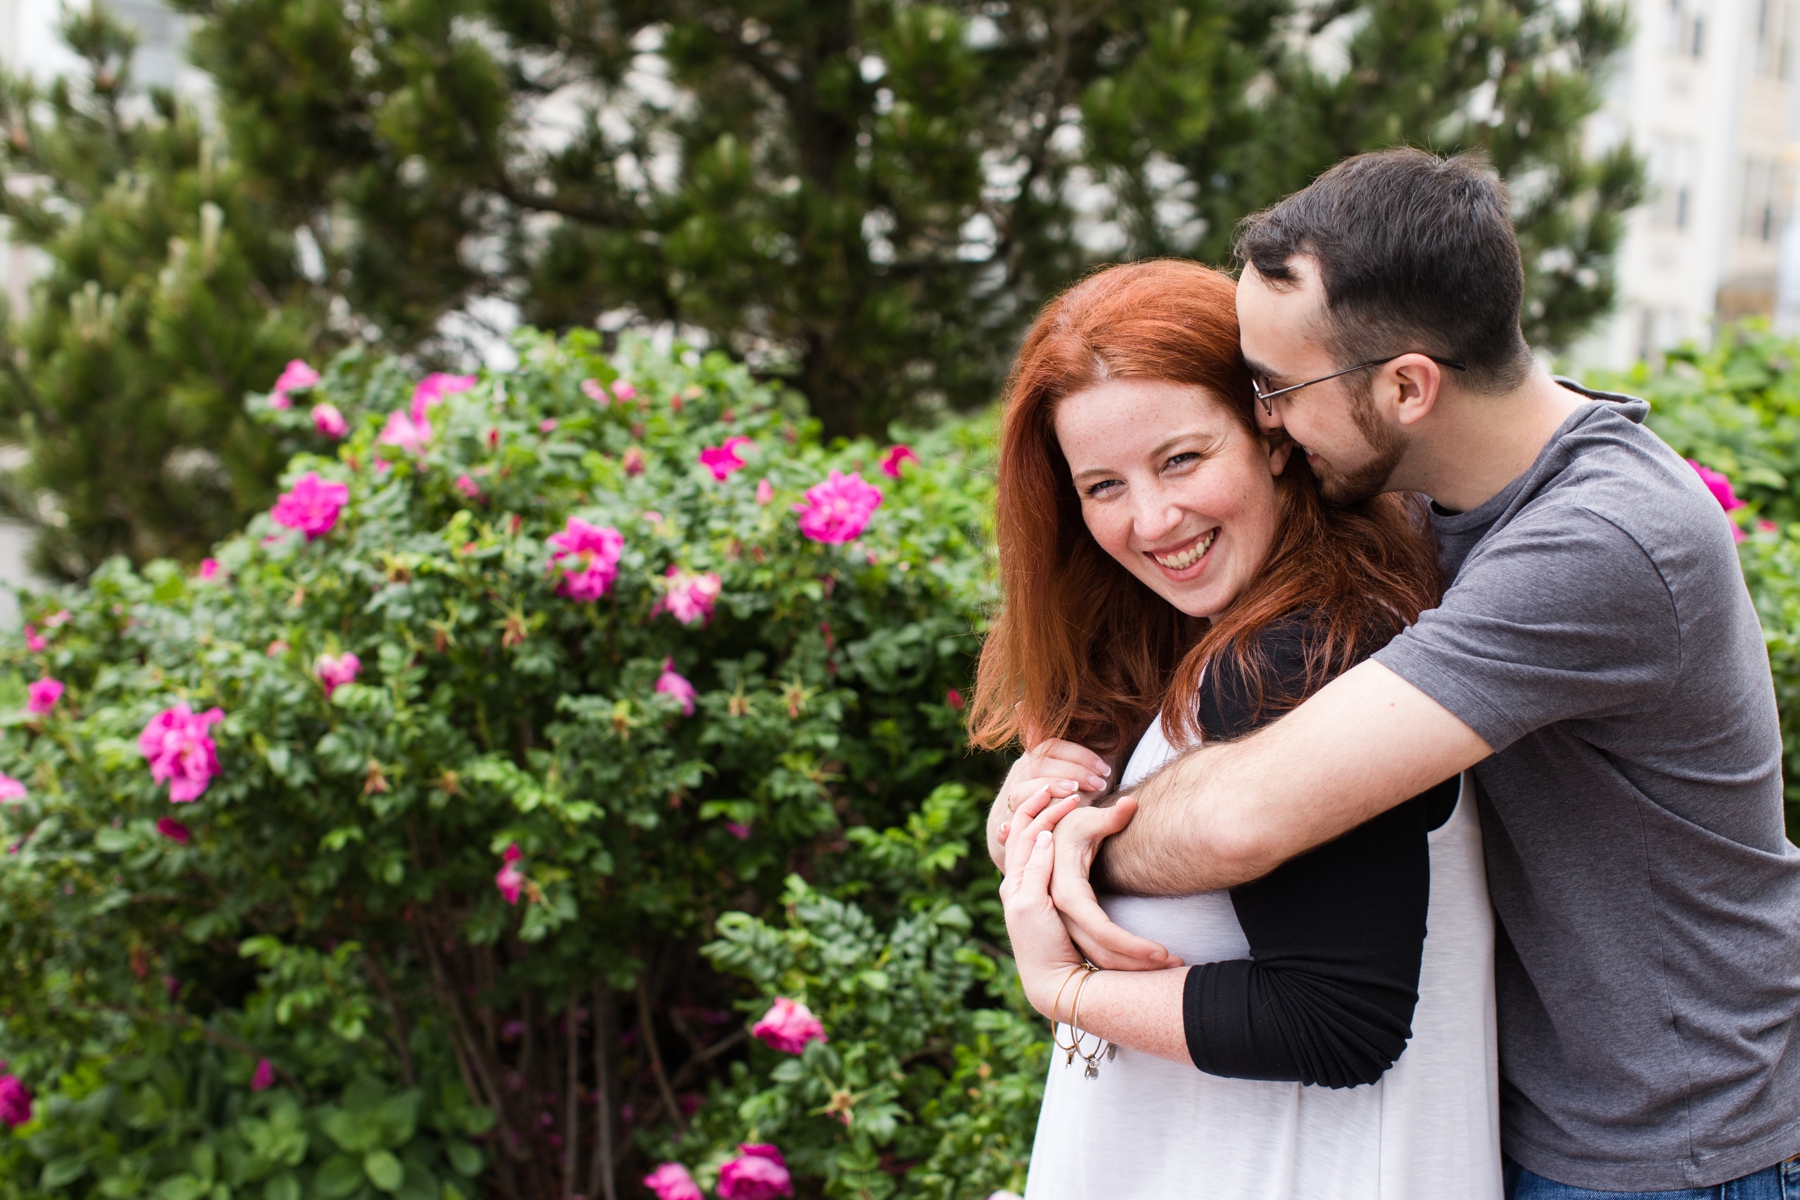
[43,610,70,628]
[271,472,350,540]
[250,1059,275,1092]
[311,403,349,438]
[793,471,882,544]
[197,558,222,581]
[314,652,361,697]
[547,518,625,602]
[751,997,827,1055]
[726,821,751,839]
[623,448,645,476]
[612,379,637,401]
[0,1074,32,1127]
[454,474,481,500]
[156,816,191,844]
[269,359,319,409]
[496,843,524,905]
[756,478,774,505]
[0,774,25,802]
[411,372,477,422]
[654,567,722,626]
[580,379,609,406]
[699,436,754,482]
[23,625,45,653]
[642,1163,703,1200]
[27,678,62,716]
[139,704,225,803]
[379,410,432,456]
[880,444,919,478]
[946,688,964,710]
[717,1144,793,1200]
[654,659,698,717]
[1688,459,1747,511]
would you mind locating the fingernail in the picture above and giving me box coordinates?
[1052,779,1077,793]
[1097,762,1111,775]
[1085,775,1105,791]
[1036,830,1052,846]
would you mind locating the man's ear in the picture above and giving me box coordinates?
[1267,439,1295,477]
[1386,355,1446,429]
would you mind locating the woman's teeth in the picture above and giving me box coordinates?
[1153,530,1216,569]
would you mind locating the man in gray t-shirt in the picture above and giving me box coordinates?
[1017,150,1800,1195]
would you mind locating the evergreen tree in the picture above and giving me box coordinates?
[178,0,1641,437]
[3,0,1642,573]
[0,7,329,577]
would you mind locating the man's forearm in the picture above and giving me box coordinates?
[1095,660,1491,896]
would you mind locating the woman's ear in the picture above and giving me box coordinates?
[1267,439,1295,477]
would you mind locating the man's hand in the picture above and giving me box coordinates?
[987,738,1112,868]
[1048,798,1180,971]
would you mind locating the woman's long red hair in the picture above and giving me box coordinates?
[967,260,1441,755]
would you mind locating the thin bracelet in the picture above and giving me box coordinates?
[1070,968,1107,1076]
[1050,964,1087,1052]
[1066,966,1099,1063]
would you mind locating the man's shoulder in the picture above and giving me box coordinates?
[1508,397,1726,561]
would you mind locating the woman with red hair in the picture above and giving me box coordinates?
[972,261,1501,1197]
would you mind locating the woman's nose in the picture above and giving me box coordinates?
[1131,491,1183,542]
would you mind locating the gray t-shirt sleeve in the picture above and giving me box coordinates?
[1373,505,1681,752]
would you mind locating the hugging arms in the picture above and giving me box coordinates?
[988,654,1492,973]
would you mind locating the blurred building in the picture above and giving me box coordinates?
[0,0,193,321]
[1576,0,1800,367]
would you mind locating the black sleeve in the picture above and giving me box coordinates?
[1179,620,1459,1089]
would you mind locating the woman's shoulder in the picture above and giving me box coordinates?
[1200,609,1364,739]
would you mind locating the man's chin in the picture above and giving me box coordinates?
[1316,446,1402,505]
[1317,465,1385,506]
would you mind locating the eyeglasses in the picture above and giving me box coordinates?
[1251,355,1468,416]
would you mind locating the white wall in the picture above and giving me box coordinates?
[1573,0,1800,369]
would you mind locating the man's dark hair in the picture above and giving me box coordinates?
[1234,148,1532,392]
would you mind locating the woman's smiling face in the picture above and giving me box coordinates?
[1054,377,1291,620]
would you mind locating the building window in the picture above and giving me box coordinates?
[1667,0,1706,56]
[1741,157,1792,242]
[1755,0,1793,77]
[1651,136,1699,229]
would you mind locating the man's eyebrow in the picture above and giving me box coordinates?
[1243,356,1277,380]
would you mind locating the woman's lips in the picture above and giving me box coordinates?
[1147,528,1218,576]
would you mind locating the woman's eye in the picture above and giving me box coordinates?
[1163,452,1200,471]
[1084,478,1123,498]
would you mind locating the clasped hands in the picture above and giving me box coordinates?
[996,740,1179,1022]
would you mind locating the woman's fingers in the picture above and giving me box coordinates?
[1009,775,1081,816]
[1020,829,1055,891]
[1025,738,1111,793]
[1004,787,1082,878]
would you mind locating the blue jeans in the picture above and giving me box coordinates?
[1504,1157,1800,1199]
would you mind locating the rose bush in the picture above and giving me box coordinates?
[1596,322,1800,839]
[0,332,1041,1200]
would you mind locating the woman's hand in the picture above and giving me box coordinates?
[1001,738,1112,811]
[999,785,1090,1019]
[987,738,1113,869]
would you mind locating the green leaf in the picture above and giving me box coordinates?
[315,1156,364,1199]
[363,1150,404,1193]
[444,1143,482,1177]
[264,1174,301,1200]
[154,1176,206,1200]
[43,1157,91,1188]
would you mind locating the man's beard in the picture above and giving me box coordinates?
[1314,379,1404,504]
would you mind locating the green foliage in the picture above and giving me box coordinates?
[0,333,1032,1200]
[173,0,1637,439]
[1592,323,1800,838]
[3,0,1643,574]
[0,8,332,578]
